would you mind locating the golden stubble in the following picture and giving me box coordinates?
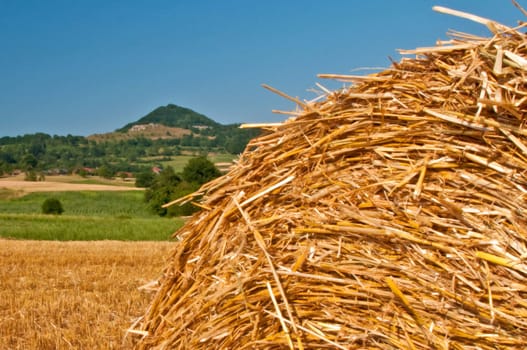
[0,239,173,349]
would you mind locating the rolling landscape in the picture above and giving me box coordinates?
[0,103,259,349]
[0,103,261,178]
[4,2,526,349]
[0,102,259,242]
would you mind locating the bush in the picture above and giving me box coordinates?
[42,198,64,215]
[182,157,221,185]
[135,170,155,188]
[144,166,182,216]
[24,170,38,181]
[166,181,201,217]
[144,158,221,217]
[98,165,114,179]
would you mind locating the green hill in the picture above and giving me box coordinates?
[0,103,262,177]
[108,103,261,154]
[118,104,221,132]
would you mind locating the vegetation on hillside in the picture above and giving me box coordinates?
[118,104,220,131]
[0,104,261,177]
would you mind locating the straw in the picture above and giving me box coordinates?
[133,5,527,349]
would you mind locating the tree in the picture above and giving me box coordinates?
[77,168,88,177]
[0,161,12,176]
[97,165,114,179]
[166,181,201,217]
[29,141,46,158]
[42,198,64,215]
[144,166,182,216]
[21,154,38,170]
[182,157,221,185]
[135,170,155,188]
[24,170,38,181]
[224,134,247,154]
[0,151,16,165]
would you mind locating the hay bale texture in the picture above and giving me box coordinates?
[133,7,527,349]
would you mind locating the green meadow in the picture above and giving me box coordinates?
[0,190,184,241]
[159,153,237,172]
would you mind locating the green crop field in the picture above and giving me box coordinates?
[208,153,238,163]
[0,191,150,217]
[160,155,195,172]
[156,153,237,172]
[0,191,184,241]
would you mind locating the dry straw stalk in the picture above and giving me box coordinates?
[133,5,527,349]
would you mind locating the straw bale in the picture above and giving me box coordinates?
[133,7,527,350]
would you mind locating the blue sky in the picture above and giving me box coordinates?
[0,0,522,136]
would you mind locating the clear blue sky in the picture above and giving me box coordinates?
[0,0,521,136]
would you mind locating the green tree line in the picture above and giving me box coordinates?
[0,130,258,177]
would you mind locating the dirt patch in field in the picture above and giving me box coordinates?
[0,239,173,349]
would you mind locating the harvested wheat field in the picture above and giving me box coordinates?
[132,6,527,350]
[0,175,142,194]
[0,239,173,349]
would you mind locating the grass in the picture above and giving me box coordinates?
[160,155,195,172]
[3,174,137,187]
[0,191,185,241]
[0,191,152,217]
[0,214,182,240]
[159,153,237,172]
[208,153,238,163]
[0,239,173,349]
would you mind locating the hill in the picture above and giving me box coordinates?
[117,104,220,132]
[87,124,191,142]
[87,104,260,152]
[0,103,261,177]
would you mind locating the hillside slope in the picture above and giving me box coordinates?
[117,104,220,132]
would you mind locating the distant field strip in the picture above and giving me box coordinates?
[0,191,151,217]
[0,180,142,193]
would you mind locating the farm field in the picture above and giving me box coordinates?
[0,174,185,348]
[0,190,184,241]
[0,213,182,241]
[0,174,140,194]
[159,152,237,173]
[0,239,173,349]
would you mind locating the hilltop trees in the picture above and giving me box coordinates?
[117,104,220,132]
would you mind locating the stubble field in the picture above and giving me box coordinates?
[0,239,173,349]
[0,174,141,194]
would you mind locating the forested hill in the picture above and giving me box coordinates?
[118,104,221,132]
[89,104,259,151]
[0,104,261,176]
